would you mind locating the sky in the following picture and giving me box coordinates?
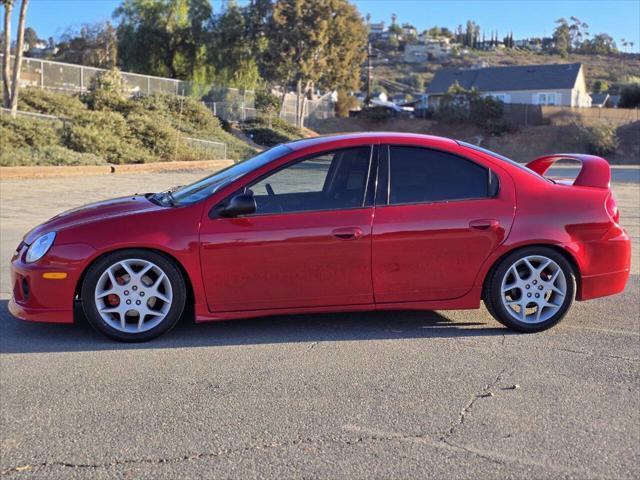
[7,0,640,52]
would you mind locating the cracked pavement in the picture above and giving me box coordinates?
[1,168,639,479]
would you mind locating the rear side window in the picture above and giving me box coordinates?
[388,146,497,205]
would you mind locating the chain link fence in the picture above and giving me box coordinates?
[202,87,257,122]
[279,92,335,128]
[2,55,188,95]
[2,56,335,127]
[181,137,227,161]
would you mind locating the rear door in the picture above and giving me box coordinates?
[199,145,377,312]
[372,145,515,303]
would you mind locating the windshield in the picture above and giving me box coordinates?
[170,145,292,205]
[458,142,547,180]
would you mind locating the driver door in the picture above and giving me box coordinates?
[199,146,376,312]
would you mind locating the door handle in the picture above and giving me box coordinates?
[332,227,363,240]
[469,219,500,231]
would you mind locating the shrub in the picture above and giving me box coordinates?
[243,128,292,147]
[583,124,619,156]
[334,90,359,118]
[4,88,257,165]
[0,115,61,149]
[83,69,132,112]
[435,84,504,128]
[0,145,104,166]
[239,115,306,147]
[18,88,86,117]
[357,106,394,122]
[618,84,640,109]
[64,111,152,164]
[139,94,222,135]
[127,113,185,159]
[255,90,281,116]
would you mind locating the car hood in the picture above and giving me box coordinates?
[24,195,163,244]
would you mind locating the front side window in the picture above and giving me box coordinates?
[388,146,496,205]
[245,146,372,215]
[171,144,292,205]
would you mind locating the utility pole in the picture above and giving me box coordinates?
[366,42,377,107]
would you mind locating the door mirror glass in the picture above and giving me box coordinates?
[218,194,257,218]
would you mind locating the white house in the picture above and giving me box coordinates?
[404,38,452,63]
[421,63,592,109]
[368,22,385,36]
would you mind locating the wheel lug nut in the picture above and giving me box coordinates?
[525,285,530,289]
[140,292,145,297]
[527,293,532,297]
[538,285,543,290]
[126,299,132,305]
[533,280,537,285]
[535,293,540,298]
[124,290,129,296]
[136,300,141,305]
[132,286,138,291]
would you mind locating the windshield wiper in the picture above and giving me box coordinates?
[165,190,177,207]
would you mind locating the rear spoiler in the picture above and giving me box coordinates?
[526,154,611,189]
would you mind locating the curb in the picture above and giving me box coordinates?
[0,159,235,180]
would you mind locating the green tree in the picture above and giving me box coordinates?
[581,33,618,55]
[265,0,366,127]
[208,0,262,90]
[553,18,570,57]
[592,80,609,94]
[55,22,118,68]
[114,0,212,81]
[619,84,640,108]
[569,16,588,51]
[23,26,38,49]
[319,0,367,92]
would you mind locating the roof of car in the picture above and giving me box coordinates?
[286,132,458,150]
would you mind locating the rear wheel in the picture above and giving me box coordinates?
[81,249,186,342]
[485,247,575,332]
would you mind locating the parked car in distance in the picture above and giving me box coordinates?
[9,133,631,341]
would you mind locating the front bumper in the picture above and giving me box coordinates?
[8,242,96,324]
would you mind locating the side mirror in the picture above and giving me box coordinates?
[217,193,257,218]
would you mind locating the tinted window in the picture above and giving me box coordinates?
[388,147,494,204]
[458,141,546,180]
[247,146,371,215]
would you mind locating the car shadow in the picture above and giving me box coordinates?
[0,300,512,354]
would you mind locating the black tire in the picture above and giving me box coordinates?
[81,249,186,342]
[484,246,575,333]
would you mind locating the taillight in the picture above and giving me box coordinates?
[606,194,620,224]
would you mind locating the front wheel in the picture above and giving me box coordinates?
[81,249,186,342]
[485,247,575,332]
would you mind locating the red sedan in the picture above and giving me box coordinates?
[9,133,631,341]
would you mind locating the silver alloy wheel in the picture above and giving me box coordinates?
[500,255,567,324]
[94,258,173,334]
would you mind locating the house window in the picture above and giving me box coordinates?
[538,93,557,105]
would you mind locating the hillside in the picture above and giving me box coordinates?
[0,88,309,167]
[373,48,640,96]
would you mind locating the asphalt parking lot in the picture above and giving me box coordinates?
[1,167,639,479]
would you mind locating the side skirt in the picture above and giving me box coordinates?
[194,286,482,323]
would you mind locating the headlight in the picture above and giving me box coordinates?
[25,232,56,263]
